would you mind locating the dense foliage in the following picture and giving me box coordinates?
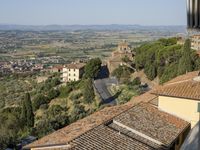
[84,58,102,79]
[0,72,99,149]
[112,65,133,82]
[21,93,34,127]
[135,38,200,83]
[83,79,95,104]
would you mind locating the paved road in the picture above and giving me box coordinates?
[93,77,118,105]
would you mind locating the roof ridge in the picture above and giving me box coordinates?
[165,79,192,86]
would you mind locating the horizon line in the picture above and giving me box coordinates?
[0,23,187,27]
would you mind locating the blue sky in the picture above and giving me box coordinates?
[0,0,186,25]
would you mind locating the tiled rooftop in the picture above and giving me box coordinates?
[25,102,189,149]
[69,125,154,150]
[24,91,159,149]
[24,104,133,149]
[24,71,199,149]
[152,79,200,100]
[64,63,85,69]
[108,123,161,149]
[113,103,189,147]
[165,71,199,85]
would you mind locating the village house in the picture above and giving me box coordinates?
[62,63,85,82]
[152,71,200,128]
[49,65,63,73]
[107,40,133,74]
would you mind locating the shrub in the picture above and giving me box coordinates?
[84,58,102,79]
[32,94,48,111]
[82,79,95,104]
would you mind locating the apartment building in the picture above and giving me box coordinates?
[62,63,85,82]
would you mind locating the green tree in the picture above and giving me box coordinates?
[47,89,60,100]
[32,94,48,111]
[70,104,86,122]
[160,63,178,84]
[112,65,132,81]
[0,113,19,149]
[144,62,157,80]
[122,55,131,63]
[83,79,95,104]
[21,93,34,127]
[84,58,102,79]
[178,39,193,75]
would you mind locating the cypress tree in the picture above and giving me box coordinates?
[21,93,34,127]
[21,98,27,124]
[83,79,95,104]
[178,39,193,75]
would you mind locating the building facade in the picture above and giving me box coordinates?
[191,34,200,51]
[107,41,133,73]
[62,63,85,82]
[153,76,200,128]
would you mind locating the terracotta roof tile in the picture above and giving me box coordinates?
[64,63,85,69]
[165,71,199,85]
[24,72,199,149]
[69,125,154,150]
[152,79,200,100]
[113,103,189,146]
[53,65,63,70]
[24,104,133,149]
[62,103,189,149]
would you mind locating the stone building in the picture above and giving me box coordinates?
[107,41,133,74]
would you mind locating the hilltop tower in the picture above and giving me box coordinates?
[107,41,133,74]
[117,40,130,52]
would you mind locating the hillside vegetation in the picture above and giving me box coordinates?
[0,58,102,149]
[135,38,200,84]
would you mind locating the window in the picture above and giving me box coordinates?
[69,74,70,76]
[74,74,76,76]
[74,69,76,72]
[69,69,70,71]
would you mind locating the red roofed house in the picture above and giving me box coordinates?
[152,71,200,128]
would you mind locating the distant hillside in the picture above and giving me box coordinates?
[0,24,186,32]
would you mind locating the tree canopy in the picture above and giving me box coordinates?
[135,38,200,84]
[84,58,102,79]
[21,93,34,127]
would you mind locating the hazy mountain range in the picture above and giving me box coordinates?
[0,24,186,32]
